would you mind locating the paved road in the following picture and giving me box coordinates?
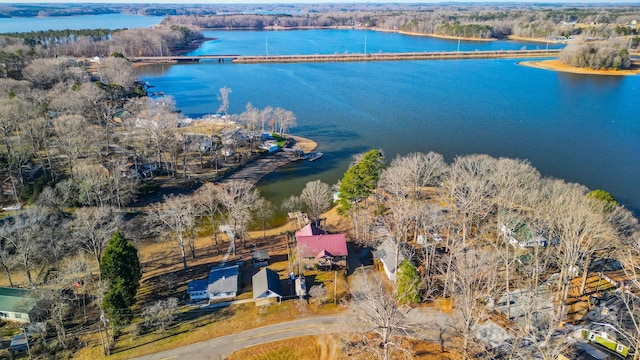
[131,315,350,360]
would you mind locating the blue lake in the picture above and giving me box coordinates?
[1,12,636,216]
[136,30,640,217]
[193,29,563,55]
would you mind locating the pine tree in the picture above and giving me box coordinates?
[337,149,385,215]
[100,230,141,326]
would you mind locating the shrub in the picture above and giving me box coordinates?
[559,43,631,70]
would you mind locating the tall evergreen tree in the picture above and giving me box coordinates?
[100,230,141,325]
[337,149,385,215]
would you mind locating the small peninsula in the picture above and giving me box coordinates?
[519,59,640,76]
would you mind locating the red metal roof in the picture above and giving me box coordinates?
[297,234,347,258]
[295,223,325,237]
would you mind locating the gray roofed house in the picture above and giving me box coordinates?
[187,265,239,303]
[373,238,405,281]
[0,287,37,323]
[252,268,282,307]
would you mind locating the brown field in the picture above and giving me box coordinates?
[226,334,340,360]
[226,334,462,360]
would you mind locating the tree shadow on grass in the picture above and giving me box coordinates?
[139,262,214,305]
[112,306,235,355]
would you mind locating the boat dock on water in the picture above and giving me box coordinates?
[308,152,324,162]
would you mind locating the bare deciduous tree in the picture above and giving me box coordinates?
[0,207,49,286]
[300,180,333,226]
[147,194,196,269]
[196,183,222,254]
[216,86,232,116]
[450,247,499,358]
[214,180,260,255]
[95,57,135,90]
[52,114,88,178]
[143,297,179,332]
[348,273,416,360]
[72,206,122,274]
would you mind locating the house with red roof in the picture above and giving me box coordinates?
[295,224,348,269]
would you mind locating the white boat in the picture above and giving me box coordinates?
[308,152,324,162]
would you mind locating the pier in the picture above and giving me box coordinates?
[130,49,560,65]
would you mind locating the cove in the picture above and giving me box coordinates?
[135,30,640,217]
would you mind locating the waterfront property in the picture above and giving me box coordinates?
[187,265,239,303]
[0,287,37,324]
[295,224,347,269]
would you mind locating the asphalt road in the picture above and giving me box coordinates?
[131,315,349,360]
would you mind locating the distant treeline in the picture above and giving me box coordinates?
[435,23,494,39]
[1,29,119,47]
[0,26,203,67]
[162,6,640,41]
[0,4,118,18]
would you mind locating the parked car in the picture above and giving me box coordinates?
[9,333,30,353]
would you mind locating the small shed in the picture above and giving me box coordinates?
[295,276,307,298]
[252,250,270,267]
[252,268,283,307]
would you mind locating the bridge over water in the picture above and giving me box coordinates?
[131,49,560,64]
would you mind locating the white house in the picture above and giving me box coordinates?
[187,265,239,303]
[0,287,37,323]
[373,238,405,281]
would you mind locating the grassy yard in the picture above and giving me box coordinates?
[74,299,346,360]
[227,334,340,360]
[72,218,350,359]
[225,334,462,360]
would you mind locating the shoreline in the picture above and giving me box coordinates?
[519,59,640,76]
[217,134,317,186]
[396,29,497,42]
[508,34,563,45]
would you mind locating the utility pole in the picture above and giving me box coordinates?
[23,327,32,359]
[334,271,337,304]
[546,33,550,51]
[364,35,367,54]
[100,310,111,355]
[97,323,106,355]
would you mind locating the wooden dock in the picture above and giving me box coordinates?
[130,49,560,65]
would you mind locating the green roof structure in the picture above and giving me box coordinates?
[0,287,37,322]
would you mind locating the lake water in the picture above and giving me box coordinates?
[0,13,163,33]
[192,29,563,56]
[135,30,640,218]
[1,13,636,217]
